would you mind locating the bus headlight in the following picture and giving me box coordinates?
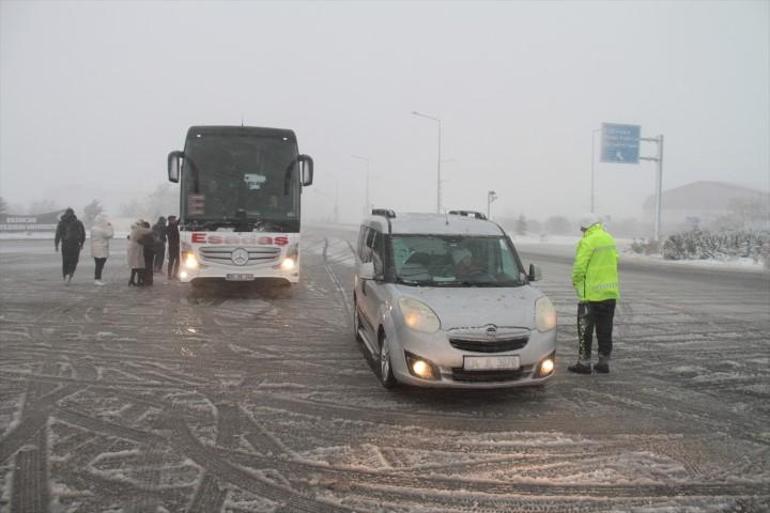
[281,243,298,271]
[399,297,441,333]
[183,252,199,270]
[535,297,557,332]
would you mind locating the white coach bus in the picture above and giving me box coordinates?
[167,125,313,287]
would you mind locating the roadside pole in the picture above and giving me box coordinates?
[487,191,498,219]
[640,135,664,242]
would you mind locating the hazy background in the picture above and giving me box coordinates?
[1,0,768,227]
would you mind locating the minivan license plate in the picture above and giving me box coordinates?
[463,356,520,371]
[226,273,254,281]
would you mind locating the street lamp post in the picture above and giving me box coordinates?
[487,190,498,219]
[351,155,370,216]
[412,111,442,213]
[590,127,602,214]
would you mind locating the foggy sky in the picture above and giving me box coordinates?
[1,0,768,224]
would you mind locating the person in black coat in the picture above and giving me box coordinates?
[152,217,167,273]
[54,208,86,285]
[140,221,155,286]
[166,215,180,280]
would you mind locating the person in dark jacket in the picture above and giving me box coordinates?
[54,208,86,285]
[152,217,167,273]
[140,221,155,286]
[166,215,180,280]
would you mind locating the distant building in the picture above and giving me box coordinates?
[643,181,769,232]
[0,210,65,233]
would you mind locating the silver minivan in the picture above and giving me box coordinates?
[353,210,557,389]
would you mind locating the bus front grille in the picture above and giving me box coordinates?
[199,246,281,265]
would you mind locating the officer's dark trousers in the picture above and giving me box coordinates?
[577,299,616,361]
[61,242,80,278]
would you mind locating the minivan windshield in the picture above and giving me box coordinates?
[390,235,524,287]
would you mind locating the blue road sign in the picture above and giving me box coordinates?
[601,123,640,164]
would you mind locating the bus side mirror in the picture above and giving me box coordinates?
[298,154,314,186]
[168,151,184,183]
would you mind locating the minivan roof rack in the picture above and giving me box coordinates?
[448,210,487,220]
[371,208,396,218]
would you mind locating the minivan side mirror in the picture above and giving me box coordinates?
[358,261,375,280]
[168,151,183,183]
[528,263,543,282]
[298,154,314,186]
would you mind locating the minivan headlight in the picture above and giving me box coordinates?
[535,296,557,332]
[398,297,441,333]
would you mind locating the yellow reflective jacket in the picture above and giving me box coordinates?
[572,224,620,302]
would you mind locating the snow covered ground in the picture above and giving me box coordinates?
[0,230,768,512]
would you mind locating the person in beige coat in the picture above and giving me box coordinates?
[127,220,152,286]
[90,214,114,286]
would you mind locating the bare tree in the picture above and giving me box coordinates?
[28,199,62,215]
[515,214,528,236]
[545,216,572,235]
[83,199,104,228]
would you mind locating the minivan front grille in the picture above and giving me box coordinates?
[451,365,534,383]
[449,337,528,353]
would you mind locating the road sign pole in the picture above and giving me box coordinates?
[640,135,664,242]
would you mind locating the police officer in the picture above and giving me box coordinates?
[569,213,620,374]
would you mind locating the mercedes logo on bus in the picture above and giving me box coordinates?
[231,248,249,266]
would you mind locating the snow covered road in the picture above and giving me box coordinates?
[0,229,768,512]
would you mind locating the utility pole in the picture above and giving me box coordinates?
[333,180,339,224]
[487,190,498,219]
[351,155,370,216]
[412,111,442,213]
[590,128,602,214]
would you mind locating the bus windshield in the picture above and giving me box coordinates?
[182,132,300,231]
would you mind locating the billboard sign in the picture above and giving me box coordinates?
[601,123,640,164]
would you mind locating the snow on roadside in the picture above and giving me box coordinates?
[510,232,766,272]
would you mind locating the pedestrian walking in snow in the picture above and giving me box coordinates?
[90,214,114,286]
[127,220,151,286]
[54,208,86,285]
[166,215,180,279]
[152,216,167,273]
[568,213,620,375]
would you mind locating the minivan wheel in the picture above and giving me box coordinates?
[378,331,397,389]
